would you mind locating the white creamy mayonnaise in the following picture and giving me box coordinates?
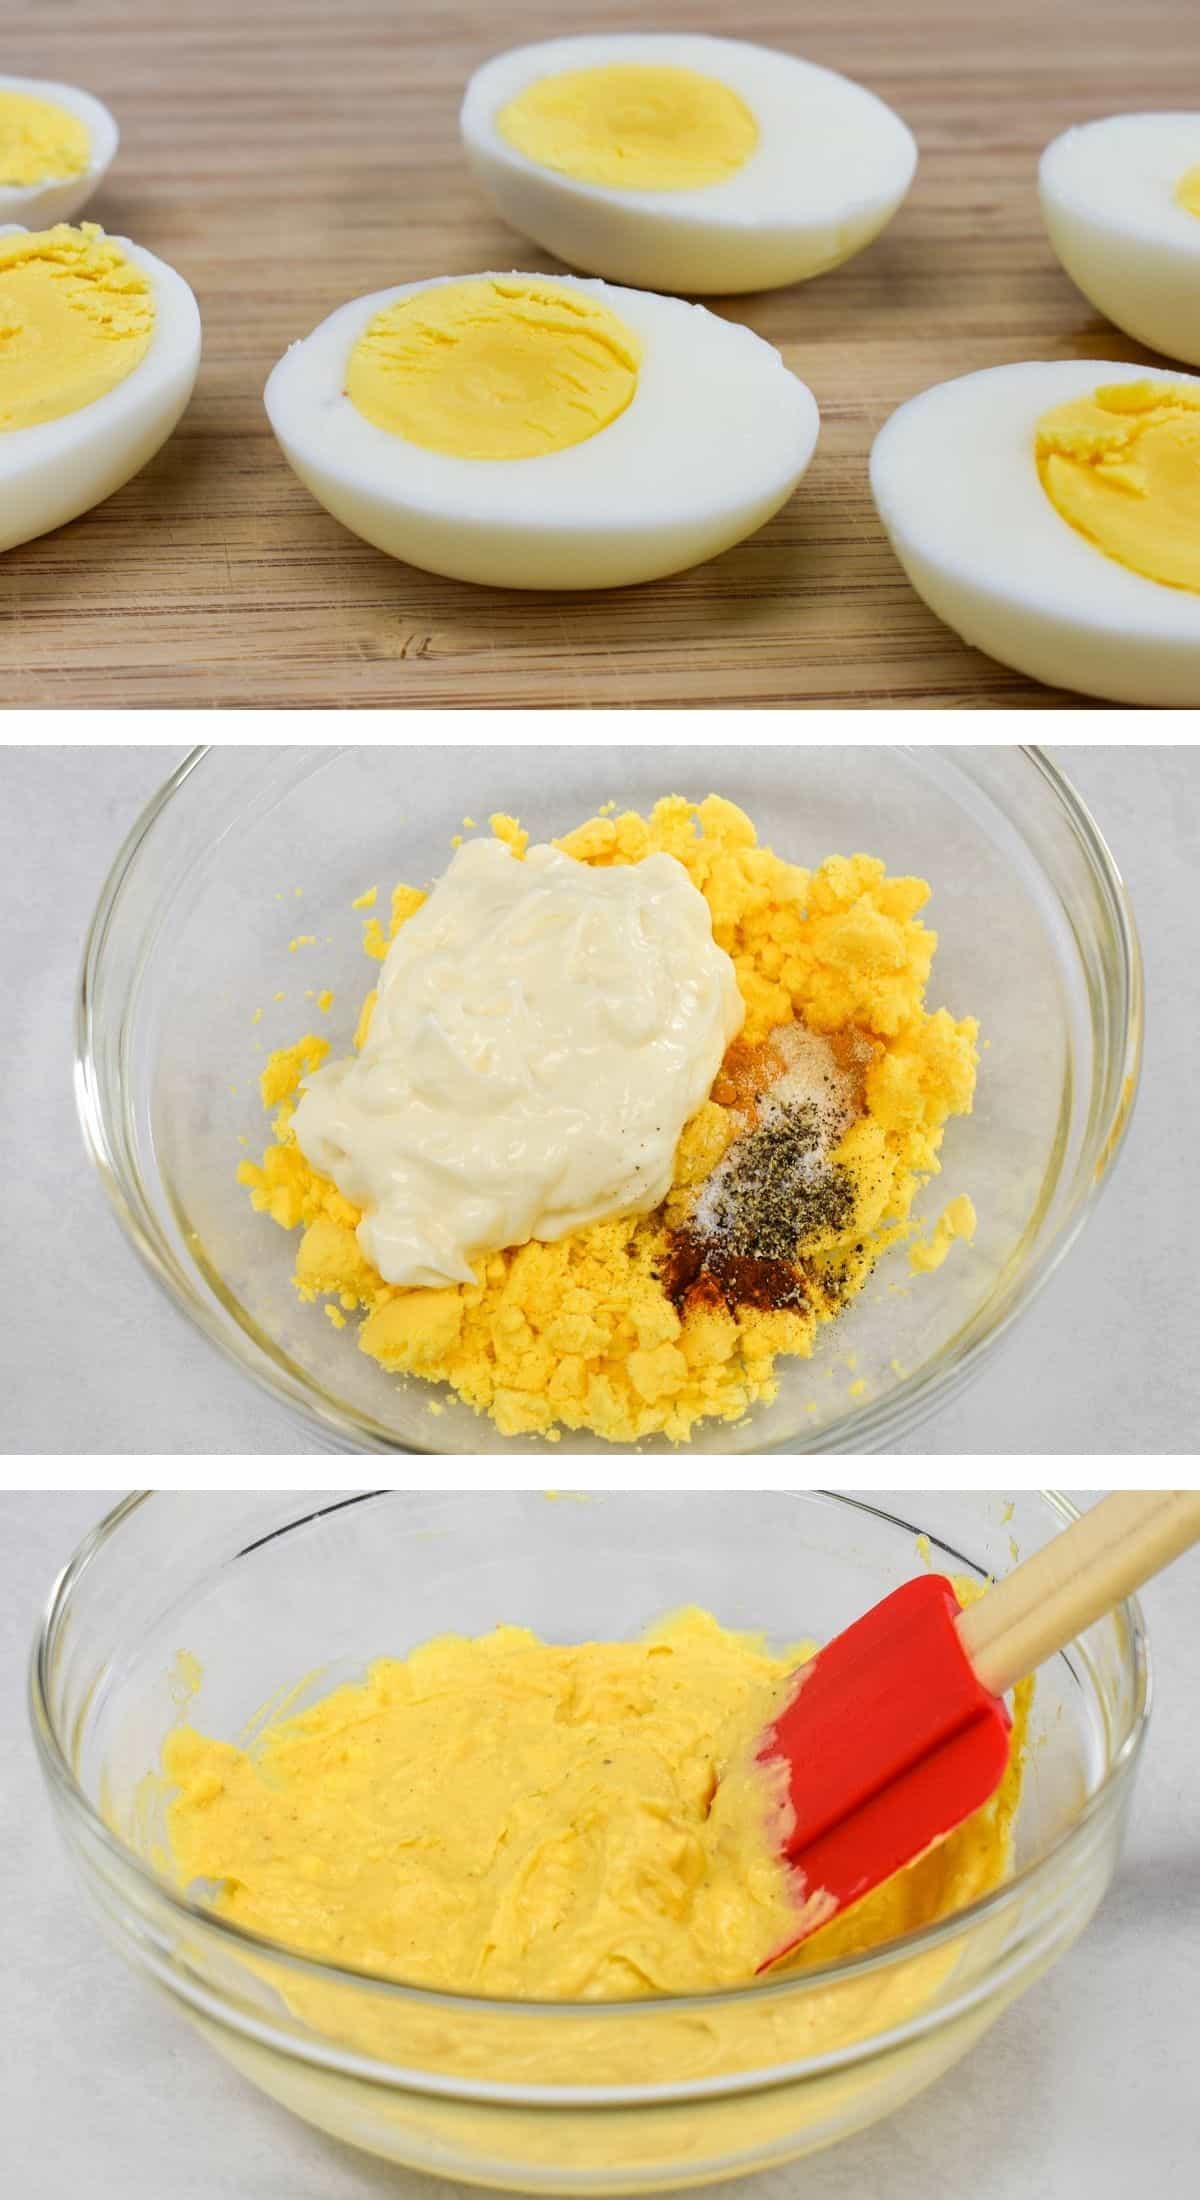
[291,837,744,1288]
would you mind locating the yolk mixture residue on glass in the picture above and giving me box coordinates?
[1174,163,1200,220]
[239,796,979,1443]
[344,276,642,461]
[0,87,89,186]
[908,1191,976,1274]
[497,64,759,192]
[1036,380,1200,596]
[161,1604,1028,2004]
[0,223,154,434]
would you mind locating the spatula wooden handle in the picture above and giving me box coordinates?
[956,1491,1200,1699]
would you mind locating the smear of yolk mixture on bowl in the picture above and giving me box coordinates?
[238,796,979,1443]
[159,1600,1030,2006]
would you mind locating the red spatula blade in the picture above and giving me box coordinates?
[756,1574,1011,1970]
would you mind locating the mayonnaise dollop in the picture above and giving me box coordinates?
[291,837,744,1288]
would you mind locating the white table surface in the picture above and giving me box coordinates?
[2,744,1197,1455]
[6,1490,1199,2200]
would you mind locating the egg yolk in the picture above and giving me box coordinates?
[1036,381,1200,595]
[1174,164,1200,219]
[0,88,89,186]
[496,64,759,193]
[160,1606,1026,2003]
[162,1613,804,1999]
[0,222,154,434]
[344,276,642,461]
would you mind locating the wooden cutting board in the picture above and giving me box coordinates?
[1,0,1185,708]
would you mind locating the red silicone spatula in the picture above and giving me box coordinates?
[755,1491,1200,1968]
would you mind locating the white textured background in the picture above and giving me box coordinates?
[1,744,1196,1455]
[6,1491,1199,2199]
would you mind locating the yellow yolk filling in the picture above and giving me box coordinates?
[1174,163,1200,219]
[160,1605,1028,2004]
[344,276,642,461]
[0,223,153,433]
[0,88,89,186]
[496,64,759,193]
[240,798,979,1446]
[1036,381,1200,595]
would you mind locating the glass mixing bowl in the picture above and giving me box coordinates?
[75,746,1141,1452]
[30,1491,1149,2194]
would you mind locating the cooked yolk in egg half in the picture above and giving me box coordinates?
[344,275,643,461]
[0,87,90,186]
[1036,380,1200,595]
[496,64,759,193]
[0,223,154,433]
[1175,164,1200,219]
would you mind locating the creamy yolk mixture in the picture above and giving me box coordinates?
[1174,163,1200,219]
[0,87,89,185]
[344,276,642,460]
[0,223,154,433]
[1036,380,1200,595]
[161,1606,1027,2003]
[497,64,759,192]
[239,797,979,1443]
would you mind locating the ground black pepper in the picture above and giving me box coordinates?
[697,1099,855,1259]
[661,1098,857,1317]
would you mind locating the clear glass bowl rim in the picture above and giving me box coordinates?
[72,745,1144,1455]
[28,1488,1152,2103]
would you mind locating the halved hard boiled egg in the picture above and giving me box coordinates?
[0,223,201,553]
[264,270,819,589]
[0,75,118,227]
[460,35,916,295]
[1041,114,1200,368]
[870,359,1200,705]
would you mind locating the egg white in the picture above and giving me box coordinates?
[263,271,820,590]
[0,227,201,552]
[869,359,1200,705]
[460,34,916,295]
[0,74,118,226]
[1040,114,1200,367]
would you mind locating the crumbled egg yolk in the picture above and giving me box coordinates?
[909,1192,976,1273]
[0,223,154,433]
[0,87,89,185]
[1174,164,1200,219]
[1036,380,1200,595]
[344,276,643,460]
[239,797,978,1445]
[497,64,760,192]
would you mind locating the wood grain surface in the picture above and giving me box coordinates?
[1,0,1190,709]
